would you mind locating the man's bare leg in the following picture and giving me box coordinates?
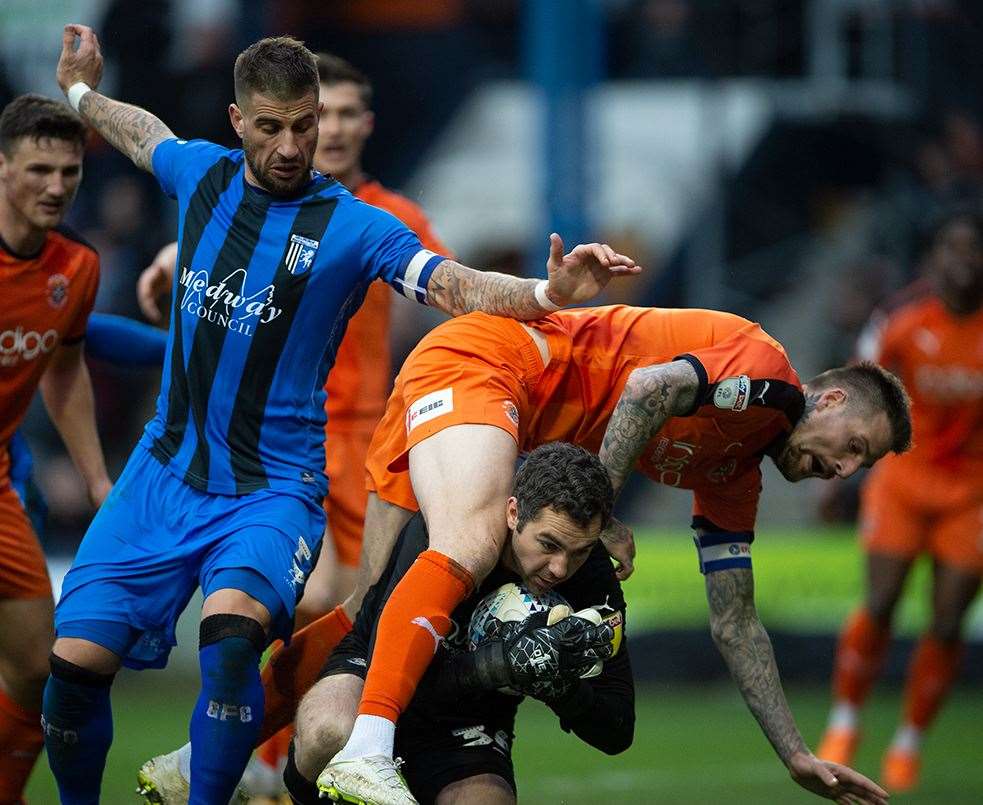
[331,424,516,767]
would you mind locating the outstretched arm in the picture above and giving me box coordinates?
[57,25,174,172]
[425,233,640,319]
[706,566,889,804]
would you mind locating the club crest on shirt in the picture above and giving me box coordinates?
[285,234,319,275]
[47,273,69,309]
[502,400,520,427]
[713,375,750,411]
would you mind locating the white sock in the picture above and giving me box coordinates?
[177,741,192,781]
[332,714,396,762]
[827,701,859,732]
[890,723,923,754]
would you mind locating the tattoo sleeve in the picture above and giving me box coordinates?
[78,91,174,173]
[598,360,699,495]
[706,567,808,765]
[426,261,545,319]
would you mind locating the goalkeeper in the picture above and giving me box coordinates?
[290,442,633,805]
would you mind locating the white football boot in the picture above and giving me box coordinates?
[316,755,418,805]
[136,747,248,804]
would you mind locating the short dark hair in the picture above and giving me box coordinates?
[233,36,319,108]
[315,52,373,108]
[808,362,913,453]
[512,442,614,532]
[0,94,86,156]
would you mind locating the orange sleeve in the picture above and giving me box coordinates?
[674,324,802,424]
[390,199,452,258]
[64,250,100,344]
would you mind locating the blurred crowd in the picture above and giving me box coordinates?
[2,0,982,544]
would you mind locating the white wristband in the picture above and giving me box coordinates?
[534,279,562,312]
[66,82,92,113]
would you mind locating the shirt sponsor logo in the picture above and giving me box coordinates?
[47,273,69,309]
[405,387,453,433]
[284,234,319,275]
[0,326,58,366]
[713,375,750,411]
[915,364,983,401]
[647,439,697,487]
[179,266,283,337]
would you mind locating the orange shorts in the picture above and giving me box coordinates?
[365,313,549,511]
[324,422,375,568]
[0,482,51,599]
[860,464,983,575]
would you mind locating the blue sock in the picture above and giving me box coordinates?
[41,655,114,805]
[189,631,265,804]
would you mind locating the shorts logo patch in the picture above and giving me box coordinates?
[405,388,453,433]
[713,375,750,411]
[502,400,519,427]
[47,273,69,308]
[347,657,367,667]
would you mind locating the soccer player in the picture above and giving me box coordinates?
[135,53,453,794]
[817,212,983,792]
[0,93,111,803]
[44,25,637,804]
[319,304,906,804]
[291,442,632,805]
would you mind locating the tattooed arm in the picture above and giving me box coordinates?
[706,566,808,763]
[706,565,890,803]
[598,360,699,497]
[57,25,174,173]
[425,233,640,319]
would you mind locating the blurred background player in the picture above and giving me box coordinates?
[135,50,452,798]
[320,304,906,804]
[817,211,983,793]
[0,93,111,803]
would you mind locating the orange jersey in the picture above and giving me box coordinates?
[857,283,983,490]
[374,306,803,532]
[324,179,449,427]
[0,226,99,482]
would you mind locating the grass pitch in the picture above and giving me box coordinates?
[27,677,983,803]
[29,526,983,802]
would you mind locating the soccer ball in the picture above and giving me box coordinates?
[467,582,569,652]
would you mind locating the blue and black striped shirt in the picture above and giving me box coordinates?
[140,138,444,496]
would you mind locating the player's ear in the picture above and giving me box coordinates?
[505,496,519,531]
[817,387,846,410]
[362,109,375,137]
[229,103,245,139]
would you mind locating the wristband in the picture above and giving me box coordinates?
[67,82,92,113]
[534,279,562,312]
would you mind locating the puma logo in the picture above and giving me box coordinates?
[750,380,769,405]
[412,616,443,655]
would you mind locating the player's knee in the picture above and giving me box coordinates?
[198,614,266,685]
[48,652,116,689]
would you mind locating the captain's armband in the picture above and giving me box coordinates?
[693,530,754,575]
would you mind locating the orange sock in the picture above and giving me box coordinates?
[358,550,473,721]
[257,604,353,744]
[256,723,294,769]
[0,686,43,803]
[832,608,891,706]
[902,635,964,730]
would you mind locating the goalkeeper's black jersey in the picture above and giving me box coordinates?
[360,511,633,733]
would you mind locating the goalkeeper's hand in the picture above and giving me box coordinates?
[491,609,614,693]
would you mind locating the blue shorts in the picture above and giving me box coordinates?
[55,446,325,669]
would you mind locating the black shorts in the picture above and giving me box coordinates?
[322,619,518,804]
